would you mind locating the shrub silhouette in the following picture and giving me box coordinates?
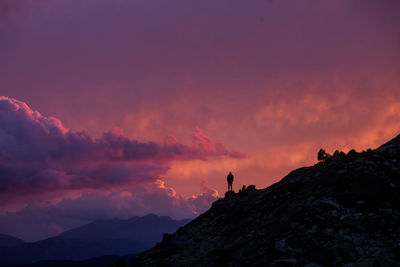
[347,149,357,157]
[317,149,331,162]
[332,150,346,159]
[318,149,346,162]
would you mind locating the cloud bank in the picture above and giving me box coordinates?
[0,96,243,197]
[0,179,218,242]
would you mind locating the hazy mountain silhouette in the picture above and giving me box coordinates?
[0,234,24,248]
[126,134,400,266]
[0,214,190,265]
[60,214,190,243]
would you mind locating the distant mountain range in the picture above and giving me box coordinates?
[0,234,24,248]
[0,214,190,266]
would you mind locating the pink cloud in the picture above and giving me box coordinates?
[0,179,218,242]
[0,96,243,198]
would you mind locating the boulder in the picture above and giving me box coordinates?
[224,191,235,198]
[247,185,256,191]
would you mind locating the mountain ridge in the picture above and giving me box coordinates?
[60,213,190,242]
[0,234,24,248]
[127,134,400,266]
[0,214,190,265]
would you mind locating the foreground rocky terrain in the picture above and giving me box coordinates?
[127,135,400,266]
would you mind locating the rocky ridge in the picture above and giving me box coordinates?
[128,135,400,266]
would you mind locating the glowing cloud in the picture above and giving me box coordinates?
[0,96,243,197]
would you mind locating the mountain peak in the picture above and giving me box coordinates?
[127,134,400,266]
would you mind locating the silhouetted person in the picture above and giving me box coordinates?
[227,171,234,191]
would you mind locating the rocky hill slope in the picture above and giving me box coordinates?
[128,135,400,266]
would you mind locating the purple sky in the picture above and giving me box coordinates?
[0,0,399,241]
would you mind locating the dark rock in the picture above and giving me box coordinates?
[247,185,256,191]
[224,191,235,198]
[238,185,248,197]
[162,233,172,243]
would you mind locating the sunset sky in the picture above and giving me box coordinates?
[1,0,400,241]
